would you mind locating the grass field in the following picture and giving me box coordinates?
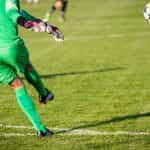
[1,0,150,149]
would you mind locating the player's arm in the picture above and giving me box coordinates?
[5,0,45,31]
[17,16,64,41]
[20,9,36,21]
[5,0,36,22]
[5,0,64,41]
[61,0,68,13]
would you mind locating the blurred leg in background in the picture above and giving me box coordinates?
[44,0,68,22]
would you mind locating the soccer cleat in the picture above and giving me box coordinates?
[37,128,54,137]
[39,89,54,104]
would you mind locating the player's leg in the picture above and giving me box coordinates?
[19,40,54,103]
[0,44,53,137]
[44,0,62,22]
[2,39,54,104]
[60,0,68,21]
[10,77,54,137]
[10,77,49,133]
[44,6,56,22]
[0,62,53,136]
[24,64,54,104]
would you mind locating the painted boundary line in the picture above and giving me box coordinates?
[0,124,150,137]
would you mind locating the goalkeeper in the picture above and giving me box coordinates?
[0,0,63,137]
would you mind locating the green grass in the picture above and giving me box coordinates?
[1,0,150,149]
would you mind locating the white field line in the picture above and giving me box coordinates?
[1,124,150,137]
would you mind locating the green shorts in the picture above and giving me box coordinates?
[0,38,29,84]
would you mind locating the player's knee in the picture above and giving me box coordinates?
[54,1,62,9]
[10,77,24,89]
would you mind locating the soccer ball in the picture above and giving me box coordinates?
[144,3,150,21]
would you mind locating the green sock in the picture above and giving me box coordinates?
[25,66,47,96]
[15,86,46,132]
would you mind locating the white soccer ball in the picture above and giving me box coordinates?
[144,3,150,21]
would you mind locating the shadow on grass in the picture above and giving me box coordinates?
[40,67,126,79]
[55,112,150,134]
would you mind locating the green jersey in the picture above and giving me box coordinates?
[0,0,35,46]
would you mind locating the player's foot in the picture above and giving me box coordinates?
[37,128,54,137]
[39,89,54,104]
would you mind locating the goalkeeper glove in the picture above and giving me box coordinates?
[24,20,46,32]
[46,24,64,41]
[17,16,64,41]
[17,16,46,32]
[24,21,64,41]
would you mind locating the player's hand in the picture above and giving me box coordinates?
[46,24,64,41]
[24,20,46,32]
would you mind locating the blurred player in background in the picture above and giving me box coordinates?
[44,0,68,22]
[0,0,63,137]
[26,0,39,4]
